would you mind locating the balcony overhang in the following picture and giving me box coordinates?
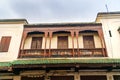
[1,58,120,72]
[12,58,120,65]
[12,58,120,70]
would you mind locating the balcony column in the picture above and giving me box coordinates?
[19,31,27,58]
[98,30,107,57]
[49,31,53,57]
[21,31,27,49]
[75,31,80,56]
[44,32,48,57]
[71,31,75,57]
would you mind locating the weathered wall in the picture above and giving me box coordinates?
[96,17,120,58]
[0,24,23,62]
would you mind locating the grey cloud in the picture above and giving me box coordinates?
[2,0,120,23]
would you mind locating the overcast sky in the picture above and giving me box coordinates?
[0,0,120,23]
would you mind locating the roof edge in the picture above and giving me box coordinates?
[24,22,102,27]
[97,11,120,15]
[0,19,28,24]
[95,11,120,22]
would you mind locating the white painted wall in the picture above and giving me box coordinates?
[96,18,120,58]
[0,24,24,62]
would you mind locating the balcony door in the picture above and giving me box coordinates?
[31,37,42,49]
[58,36,68,49]
[83,35,95,48]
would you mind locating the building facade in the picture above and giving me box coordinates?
[0,12,120,80]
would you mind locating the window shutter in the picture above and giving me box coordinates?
[36,37,42,49]
[83,35,95,48]
[31,37,42,49]
[58,36,68,49]
[31,38,36,49]
[0,36,11,52]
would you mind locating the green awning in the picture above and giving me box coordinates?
[0,62,11,67]
[12,58,120,65]
[1,58,120,67]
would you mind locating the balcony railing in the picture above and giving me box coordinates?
[19,48,106,58]
[78,48,105,57]
[19,49,44,58]
[50,49,73,57]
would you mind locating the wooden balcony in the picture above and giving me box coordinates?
[19,49,44,58]
[51,49,73,57]
[78,48,106,57]
[19,48,106,58]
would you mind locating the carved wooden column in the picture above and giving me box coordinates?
[21,31,28,49]
[75,31,80,56]
[18,31,28,58]
[101,30,108,57]
[44,31,48,57]
[49,31,53,57]
[98,30,107,57]
[71,31,75,57]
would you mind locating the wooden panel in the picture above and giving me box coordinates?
[0,36,11,52]
[58,36,68,49]
[51,76,74,80]
[31,37,42,49]
[81,76,107,80]
[21,76,44,80]
[114,75,120,80]
[83,35,95,48]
